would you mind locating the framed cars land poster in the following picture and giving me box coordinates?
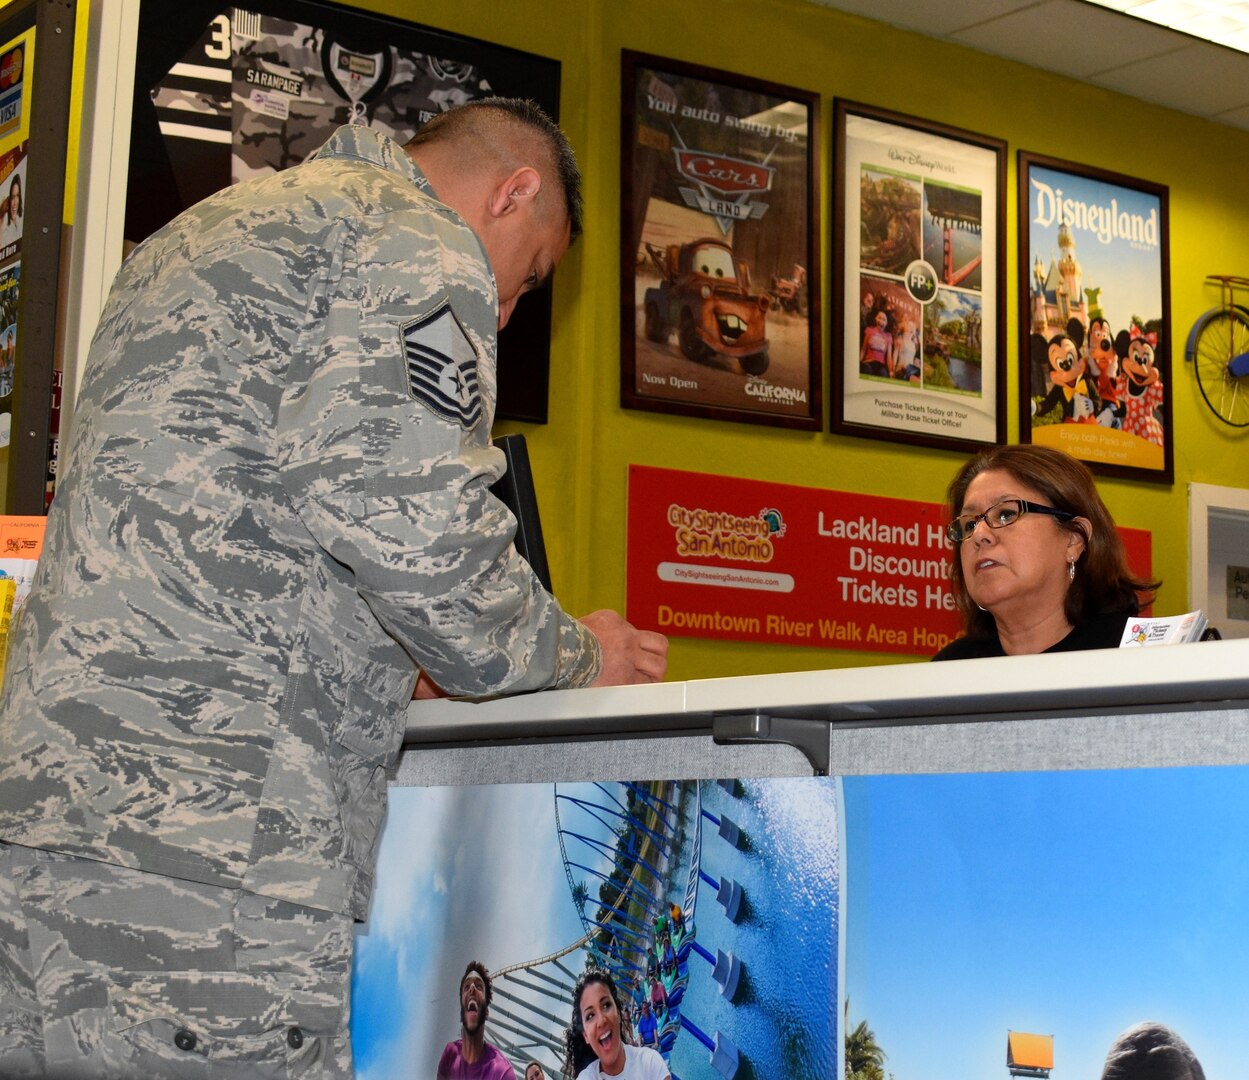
[1019,152,1172,483]
[125,0,562,424]
[833,101,1006,453]
[621,51,821,429]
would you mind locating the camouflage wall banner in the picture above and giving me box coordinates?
[126,0,562,424]
[620,51,821,430]
[1018,152,1173,483]
[832,100,1007,453]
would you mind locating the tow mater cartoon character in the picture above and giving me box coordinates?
[769,263,808,316]
[643,239,770,376]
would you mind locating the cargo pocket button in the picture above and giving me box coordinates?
[287,1027,304,1050]
[174,1028,197,1052]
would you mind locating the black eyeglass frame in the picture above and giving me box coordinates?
[946,498,1076,543]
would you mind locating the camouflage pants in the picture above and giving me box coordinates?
[0,843,354,1078]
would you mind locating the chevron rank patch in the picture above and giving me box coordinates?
[400,303,484,429]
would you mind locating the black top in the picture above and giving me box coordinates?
[931,610,1133,661]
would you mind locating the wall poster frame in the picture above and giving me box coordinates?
[832,99,1006,453]
[0,0,75,514]
[621,50,821,430]
[1188,481,1249,639]
[126,0,562,424]
[1018,150,1173,483]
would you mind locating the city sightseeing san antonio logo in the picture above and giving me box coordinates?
[667,503,786,562]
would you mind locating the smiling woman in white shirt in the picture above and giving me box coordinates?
[562,969,670,1080]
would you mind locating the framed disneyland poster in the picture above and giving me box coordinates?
[832,100,1006,452]
[124,0,562,424]
[621,51,821,429]
[1019,152,1172,483]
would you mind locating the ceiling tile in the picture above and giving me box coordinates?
[1211,103,1249,130]
[1089,40,1249,114]
[949,0,1187,77]
[808,0,1249,131]
[807,0,1038,37]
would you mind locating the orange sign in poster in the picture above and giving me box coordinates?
[626,465,1152,657]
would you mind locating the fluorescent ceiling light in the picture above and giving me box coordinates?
[1083,0,1249,53]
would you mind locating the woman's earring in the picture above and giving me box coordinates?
[1068,559,1076,583]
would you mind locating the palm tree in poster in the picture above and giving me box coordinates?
[845,1007,887,1080]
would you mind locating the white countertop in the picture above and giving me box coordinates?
[404,636,1249,746]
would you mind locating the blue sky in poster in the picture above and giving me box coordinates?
[352,784,594,1080]
[1026,165,1163,333]
[843,766,1247,1080]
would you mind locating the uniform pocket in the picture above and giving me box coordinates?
[108,969,300,1078]
[326,681,405,901]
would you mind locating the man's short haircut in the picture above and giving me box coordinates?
[407,97,583,244]
[461,959,493,1005]
[1100,1023,1205,1080]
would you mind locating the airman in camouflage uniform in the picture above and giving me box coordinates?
[0,100,667,1077]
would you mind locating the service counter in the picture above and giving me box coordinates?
[395,637,1249,787]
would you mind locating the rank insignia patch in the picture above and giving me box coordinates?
[400,303,483,429]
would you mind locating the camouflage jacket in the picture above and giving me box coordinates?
[0,126,600,919]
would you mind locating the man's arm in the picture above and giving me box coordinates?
[278,204,664,695]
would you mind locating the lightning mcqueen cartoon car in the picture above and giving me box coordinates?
[642,239,770,376]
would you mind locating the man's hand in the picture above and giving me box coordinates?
[412,670,447,699]
[579,609,668,687]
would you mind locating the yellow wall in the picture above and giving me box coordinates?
[45,0,1247,678]
[358,0,1249,682]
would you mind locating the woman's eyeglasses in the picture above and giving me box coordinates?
[946,498,1075,543]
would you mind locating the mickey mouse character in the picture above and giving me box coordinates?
[1086,317,1124,428]
[1032,318,1100,423]
[1115,325,1165,446]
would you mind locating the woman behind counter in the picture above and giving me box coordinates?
[934,444,1158,660]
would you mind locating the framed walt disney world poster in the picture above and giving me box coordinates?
[1018,151,1172,483]
[832,100,1007,452]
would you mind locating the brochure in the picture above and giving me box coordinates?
[1120,610,1209,647]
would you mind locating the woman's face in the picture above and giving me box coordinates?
[874,311,888,329]
[958,469,1085,624]
[579,980,625,1074]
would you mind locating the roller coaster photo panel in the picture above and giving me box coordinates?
[350,777,840,1079]
[352,759,1248,1080]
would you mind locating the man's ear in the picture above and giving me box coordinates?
[487,166,543,219]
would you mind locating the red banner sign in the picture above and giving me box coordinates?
[626,465,1152,657]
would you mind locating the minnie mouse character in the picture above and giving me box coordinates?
[1115,325,1165,446]
[1032,318,1100,423]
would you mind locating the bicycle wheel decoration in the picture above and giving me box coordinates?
[1185,276,1249,428]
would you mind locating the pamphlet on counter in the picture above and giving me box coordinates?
[1120,610,1209,647]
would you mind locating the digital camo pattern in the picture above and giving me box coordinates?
[150,9,493,184]
[0,843,353,1077]
[0,125,600,921]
